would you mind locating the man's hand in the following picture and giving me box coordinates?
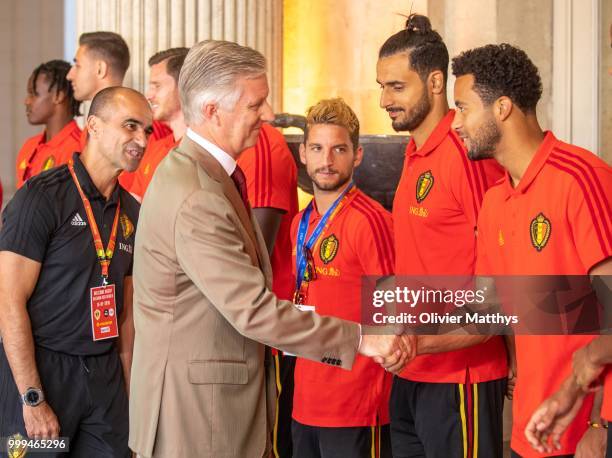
[524,377,585,453]
[573,344,605,390]
[358,333,416,374]
[574,427,607,458]
[506,364,517,400]
[23,403,60,439]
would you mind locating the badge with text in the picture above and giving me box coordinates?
[90,284,119,341]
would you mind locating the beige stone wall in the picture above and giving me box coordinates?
[282,0,553,135]
[282,0,428,134]
[76,0,283,112]
[0,0,64,206]
[601,2,612,164]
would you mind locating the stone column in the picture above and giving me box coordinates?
[76,0,283,111]
[0,0,64,202]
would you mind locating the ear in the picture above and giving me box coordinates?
[353,145,364,168]
[52,89,67,105]
[429,70,445,95]
[202,102,220,125]
[495,96,513,122]
[86,115,102,139]
[97,60,109,79]
[298,143,307,166]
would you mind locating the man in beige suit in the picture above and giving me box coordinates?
[129,40,413,458]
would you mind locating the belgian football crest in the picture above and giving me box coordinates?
[530,212,551,251]
[319,234,339,264]
[6,433,27,458]
[42,155,56,171]
[416,170,434,203]
[120,214,134,239]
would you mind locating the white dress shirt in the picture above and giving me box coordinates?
[186,128,236,176]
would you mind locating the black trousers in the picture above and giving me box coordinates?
[272,352,296,458]
[0,344,129,457]
[390,376,506,458]
[292,420,391,458]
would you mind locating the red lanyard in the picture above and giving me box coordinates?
[68,163,120,285]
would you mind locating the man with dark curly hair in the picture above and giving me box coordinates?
[452,43,611,458]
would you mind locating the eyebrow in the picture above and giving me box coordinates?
[123,118,144,125]
[248,97,267,106]
[376,79,405,86]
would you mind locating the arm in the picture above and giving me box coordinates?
[574,390,607,458]
[175,191,407,370]
[0,251,59,439]
[117,276,135,396]
[252,207,283,255]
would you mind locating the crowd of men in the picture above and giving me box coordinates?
[0,13,610,458]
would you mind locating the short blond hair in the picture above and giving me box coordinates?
[304,98,360,149]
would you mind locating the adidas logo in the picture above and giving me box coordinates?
[71,213,87,227]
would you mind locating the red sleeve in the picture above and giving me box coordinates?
[475,199,493,276]
[16,135,44,189]
[290,212,302,277]
[351,195,395,276]
[449,133,504,228]
[566,166,612,271]
[242,124,296,212]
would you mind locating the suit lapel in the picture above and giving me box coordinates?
[178,137,265,268]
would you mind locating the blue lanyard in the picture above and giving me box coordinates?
[294,182,354,295]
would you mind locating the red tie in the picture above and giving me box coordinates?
[231,164,249,209]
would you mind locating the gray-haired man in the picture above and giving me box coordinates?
[128,40,415,458]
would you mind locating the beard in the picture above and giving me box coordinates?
[389,89,432,132]
[465,117,501,161]
[308,167,352,192]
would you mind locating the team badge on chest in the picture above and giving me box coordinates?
[120,214,134,239]
[42,155,56,171]
[530,212,551,251]
[320,234,339,264]
[416,170,434,203]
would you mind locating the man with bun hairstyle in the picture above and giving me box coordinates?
[377,14,508,457]
[452,43,611,457]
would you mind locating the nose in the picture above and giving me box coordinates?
[66,66,75,81]
[322,148,334,167]
[379,87,391,109]
[145,86,154,102]
[450,111,462,132]
[260,101,275,123]
[135,127,148,148]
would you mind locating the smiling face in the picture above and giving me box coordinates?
[300,124,363,192]
[215,75,274,156]
[377,52,431,132]
[452,74,501,160]
[24,73,56,125]
[88,92,153,172]
[145,60,181,122]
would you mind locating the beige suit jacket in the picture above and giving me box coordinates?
[128,136,361,458]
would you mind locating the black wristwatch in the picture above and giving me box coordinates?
[20,387,45,407]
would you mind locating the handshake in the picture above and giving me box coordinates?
[358,328,417,374]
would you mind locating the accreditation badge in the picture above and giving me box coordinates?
[90,284,119,341]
